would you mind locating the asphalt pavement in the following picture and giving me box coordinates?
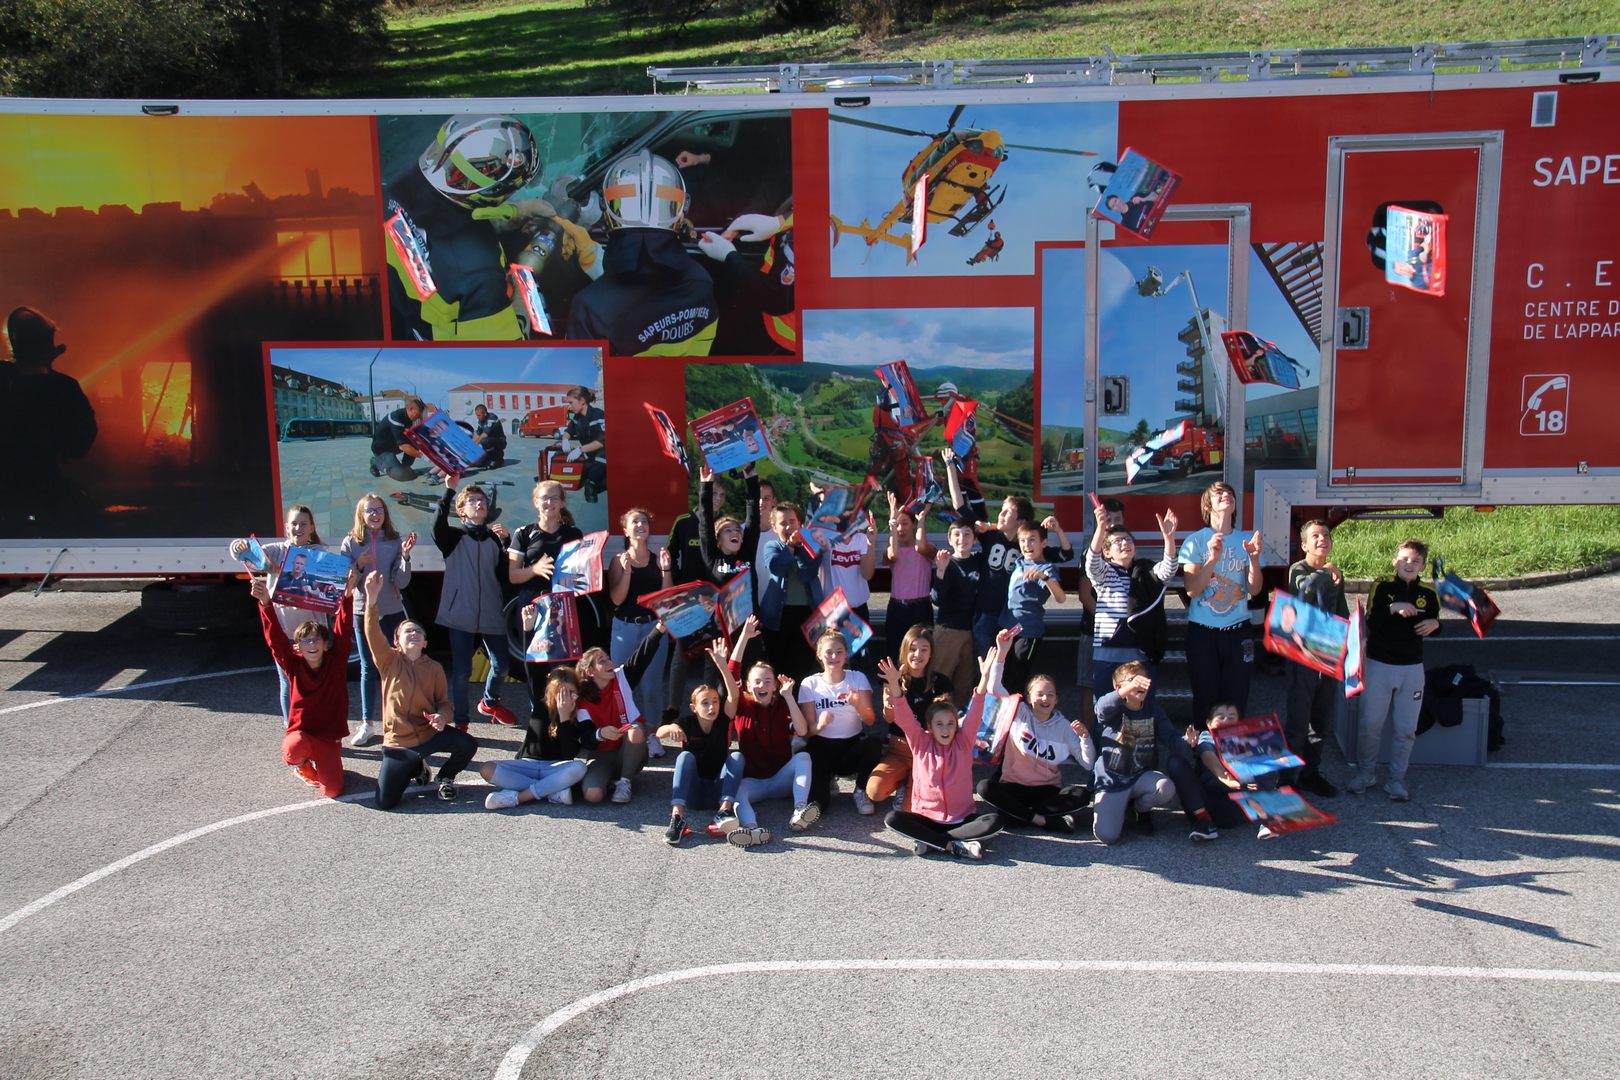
[0,574,1616,1079]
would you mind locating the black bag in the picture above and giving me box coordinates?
[1419,663,1505,751]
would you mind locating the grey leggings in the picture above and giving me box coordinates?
[1358,658,1426,781]
[581,740,649,799]
[1091,772,1176,844]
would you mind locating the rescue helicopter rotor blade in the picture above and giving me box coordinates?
[946,104,966,130]
[829,115,937,138]
[999,141,1100,156]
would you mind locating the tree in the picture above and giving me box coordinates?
[1128,419,1152,446]
[0,0,386,98]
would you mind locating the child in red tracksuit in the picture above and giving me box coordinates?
[252,575,354,798]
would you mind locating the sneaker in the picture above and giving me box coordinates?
[1043,813,1078,834]
[1384,779,1411,802]
[852,789,876,816]
[611,777,632,804]
[454,721,469,734]
[706,810,740,837]
[437,779,458,801]
[664,814,690,846]
[1132,809,1156,836]
[547,788,574,806]
[1257,825,1278,840]
[727,825,770,849]
[415,762,432,787]
[350,721,381,748]
[891,784,908,811]
[477,699,518,726]
[1346,770,1375,795]
[1189,822,1220,842]
[789,802,821,831]
[484,789,521,811]
[910,840,931,857]
[646,733,666,759]
[948,839,984,860]
[291,760,320,787]
[1297,771,1340,798]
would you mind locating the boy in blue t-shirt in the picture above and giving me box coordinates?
[1001,519,1066,693]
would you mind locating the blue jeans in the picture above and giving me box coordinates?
[357,610,406,724]
[275,667,291,724]
[971,610,1002,658]
[490,758,586,801]
[671,749,744,812]
[734,752,812,828]
[447,627,509,724]
[610,617,669,723]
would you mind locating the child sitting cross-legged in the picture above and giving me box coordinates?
[975,628,1095,833]
[1092,662,1215,843]
[876,656,1005,860]
[717,616,816,848]
[656,639,747,846]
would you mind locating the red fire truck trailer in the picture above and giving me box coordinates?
[0,37,1615,595]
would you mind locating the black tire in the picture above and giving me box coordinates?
[140,581,258,633]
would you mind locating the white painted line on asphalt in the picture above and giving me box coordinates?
[1505,681,1620,687]
[1485,762,1620,771]
[1435,635,1620,642]
[0,784,461,939]
[0,665,272,717]
[492,957,1620,1078]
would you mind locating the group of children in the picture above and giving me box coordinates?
[238,462,1448,859]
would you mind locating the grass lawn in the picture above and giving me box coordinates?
[325,0,1614,98]
[1330,506,1620,581]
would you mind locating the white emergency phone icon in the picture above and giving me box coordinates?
[1520,375,1570,436]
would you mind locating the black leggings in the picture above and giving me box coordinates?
[886,809,1005,851]
[376,728,478,809]
[976,774,1090,826]
[806,734,882,810]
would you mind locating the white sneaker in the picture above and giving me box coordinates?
[350,721,381,748]
[1384,779,1411,802]
[910,840,931,856]
[484,789,520,811]
[547,788,574,806]
[646,733,666,759]
[949,839,984,860]
[1346,770,1375,795]
[611,777,633,804]
[789,802,821,831]
[852,789,876,815]
[1257,825,1278,840]
[727,825,771,848]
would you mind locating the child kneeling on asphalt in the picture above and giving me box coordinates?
[876,656,1004,859]
[1092,662,1214,843]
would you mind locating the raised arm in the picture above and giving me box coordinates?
[432,476,460,557]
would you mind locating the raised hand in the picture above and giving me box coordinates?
[1243,531,1263,558]
[401,531,417,557]
[363,570,384,600]
[1157,508,1178,538]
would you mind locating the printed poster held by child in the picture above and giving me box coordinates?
[1264,589,1350,679]
[690,398,773,475]
[1209,713,1305,785]
[1220,330,1306,390]
[1431,556,1500,638]
[643,403,691,474]
[1384,204,1447,296]
[524,592,583,662]
[1229,787,1338,835]
[270,546,351,615]
[402,407,487,478]
[968,689,1021,764]
[716,570,753,638]
[1092,148,1182,239]
[551,531,608,594]
[801,586,874,656]
[639,581,720,641]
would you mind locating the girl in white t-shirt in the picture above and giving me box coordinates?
[797,630,879,816]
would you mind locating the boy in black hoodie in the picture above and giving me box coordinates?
[1349,538,1441,802]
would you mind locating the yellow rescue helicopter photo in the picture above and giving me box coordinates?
[829,105,1097,262]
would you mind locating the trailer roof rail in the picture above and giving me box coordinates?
[649,35,1616,92]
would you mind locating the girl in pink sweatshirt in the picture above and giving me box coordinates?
[875,656,1004,859]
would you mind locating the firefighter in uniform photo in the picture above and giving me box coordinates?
[564,150,718,357]
[383,114,544,341]
[557,385,607,504]
[472,403,507,467]
[695,201,797,356]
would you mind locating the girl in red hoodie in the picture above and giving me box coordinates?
[251,574,354,798]
[875,654,1004,859]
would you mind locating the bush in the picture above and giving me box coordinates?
[840,0,932,39]
[0,0,387,97]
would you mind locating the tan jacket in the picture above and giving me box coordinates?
[364,606,451,749]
